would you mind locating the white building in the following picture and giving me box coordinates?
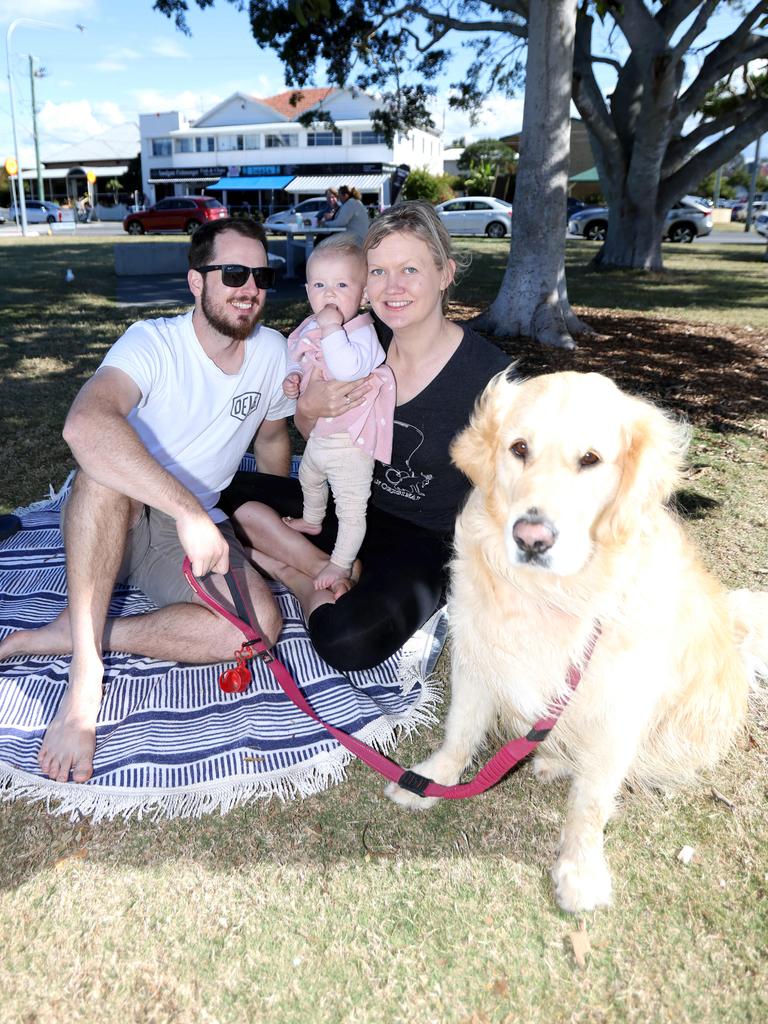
[140,87,443,211]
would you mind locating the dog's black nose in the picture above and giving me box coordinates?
[512,517,557,555]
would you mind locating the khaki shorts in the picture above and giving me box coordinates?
[117,506,247,608]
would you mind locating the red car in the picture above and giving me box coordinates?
[123,196,228,235]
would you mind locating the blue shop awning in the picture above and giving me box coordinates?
[209,175,294,190]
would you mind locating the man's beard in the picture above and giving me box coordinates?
[202,285,261,341]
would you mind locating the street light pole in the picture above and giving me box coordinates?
[5,18,82,236]
[6,20,30,235]
[28,55,45,201]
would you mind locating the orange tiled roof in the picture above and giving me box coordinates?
[260,87,336,120]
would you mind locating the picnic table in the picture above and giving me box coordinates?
[282,225,346,279]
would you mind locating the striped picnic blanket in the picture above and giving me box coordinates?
[0,471,446,822]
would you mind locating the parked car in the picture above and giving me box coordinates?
[7,199,61,224]
[730,200,768,223]
[568,201,713,243]
[754,212,768,238]
[122,196,228,235]
[264,197,329,233]
[567,198,589,217]
[434,197,513,237]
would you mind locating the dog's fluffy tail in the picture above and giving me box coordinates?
[728,590,768,686]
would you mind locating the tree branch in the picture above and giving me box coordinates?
[663,98,768,177]
[608,0,666,52]
[591,54,622,72]
[676,2,768,126]
[419,13,528,37]
[572,15,623,174]
[661,107,768,207]
[670,0,718,61]
[657,0,710,38]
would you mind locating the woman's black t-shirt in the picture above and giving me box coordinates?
[371,325,511,534]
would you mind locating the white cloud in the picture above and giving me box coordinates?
[129,87,225,120]
[93,100,128,125]
[36,98,127,144]
[149,37,190,60]
[94,61,126,72]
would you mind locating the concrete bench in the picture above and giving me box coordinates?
[114,241,286,277]
[114,242,190,276]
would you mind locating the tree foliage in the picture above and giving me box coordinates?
[456,139,518,174]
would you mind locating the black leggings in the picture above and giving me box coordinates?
[220,472,451,671]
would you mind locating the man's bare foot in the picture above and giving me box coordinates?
[0,610,73,660]
[314,560,351,592]
[282,516,322,535]
[38,655,103,784]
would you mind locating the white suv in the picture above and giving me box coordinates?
[264,197,329,233]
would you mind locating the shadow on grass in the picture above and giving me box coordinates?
[475,314,768,435]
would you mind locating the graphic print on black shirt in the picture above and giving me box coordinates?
[372,326,511,533]
[379,420,434,501]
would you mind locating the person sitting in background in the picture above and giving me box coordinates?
[318,188,339,224]
[331,185,370,243]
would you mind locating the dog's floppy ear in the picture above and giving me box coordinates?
[450,368,518,489]
[598,394,690,544]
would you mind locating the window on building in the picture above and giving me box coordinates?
[352,130,386,145]
[242,134,260,149]
[218,135,243,151]
[151,138,172,157]
[195,136,215,153]
[174,138,194,154]
[265,133,298,148]
[307,130,342,147]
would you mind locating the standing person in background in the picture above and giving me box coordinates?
[331,185,370,243]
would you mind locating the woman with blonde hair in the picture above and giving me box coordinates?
[220,201,510,669]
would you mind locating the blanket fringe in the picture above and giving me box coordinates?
[0,671,443,823]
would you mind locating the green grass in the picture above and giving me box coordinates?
[1,236,767,1024]
[454,236,768,329]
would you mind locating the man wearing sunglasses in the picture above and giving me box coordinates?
[1,218,294,785]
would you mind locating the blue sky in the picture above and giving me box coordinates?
[0,0,762,167]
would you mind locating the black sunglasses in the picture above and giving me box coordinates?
[197,264,276,289]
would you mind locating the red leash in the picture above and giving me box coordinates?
[183,558,600,800]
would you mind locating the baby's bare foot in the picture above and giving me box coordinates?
[314,560,352,593]
[282,516,322,535]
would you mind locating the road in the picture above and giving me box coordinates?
[0,221,765,246]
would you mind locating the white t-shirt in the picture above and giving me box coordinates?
[101,310,295,522]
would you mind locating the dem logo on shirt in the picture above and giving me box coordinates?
[231,391,261,421]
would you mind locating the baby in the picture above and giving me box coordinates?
[282,233,396,592]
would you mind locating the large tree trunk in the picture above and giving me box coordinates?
[476,0,591,349]
[591,201,667,271]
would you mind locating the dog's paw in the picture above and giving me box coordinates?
[551,852,612,913]
[384,780,440,811]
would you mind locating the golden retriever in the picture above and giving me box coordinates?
[386,371,768,913]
